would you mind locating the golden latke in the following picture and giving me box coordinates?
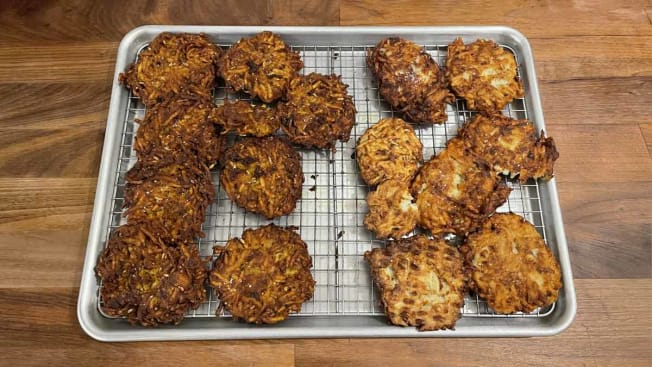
[356,117,423,186]
[120,32,222,106]
[134,97,226,167]
[278,72,356,150]
[446,38,524,112]
[413,189,479,238]
[213,100,280,137]
[365,179,419,240]
[220,136,303,219]
[219,31,303,103]
[367,37,455,124]
[460,213,562,314]
[411,138,511,236]
[210,224,315,324]
[459,114,559,182]
[95,223,207,327]
[365,235,465,331]
[124,153,215,244]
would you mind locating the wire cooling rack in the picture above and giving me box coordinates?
[99,42,554,320]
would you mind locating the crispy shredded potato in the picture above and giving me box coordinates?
[446,38,524,112]
[120,32,222,106]
[356,117,423,186]
[460,213,562,314]
[459,114,559,182]
[213,100,280,137]
[95,224,207,327]
[367,37,454,124]
[220,136,303,219]
[124,153,215,244]
[365,235,465,331]
[219,31,303,103]
[411,138,511,236]
[279,72,356,150]
[134,97,226,168]
[364,179,419,239]
[210,224,315,324]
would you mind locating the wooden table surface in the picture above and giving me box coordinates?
[1,1,650,366]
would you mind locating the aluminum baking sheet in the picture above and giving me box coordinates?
[78,26,576,341]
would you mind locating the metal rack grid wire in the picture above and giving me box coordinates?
[98,40,555,320]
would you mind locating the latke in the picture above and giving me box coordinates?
[414,188,481,238]
[219,136,303,219]
[124,153,215,244]
[95,223,207,327]
[210,224,315,324]
[364,235,465,331]
[356,117,423,186]
[460,213,562,314]
[120,32,222,106]
[458,114,559,182]
[367,37,454,124]
[278,72,356,150]
[446,38,524,112]
[219,31,303,103]
[134,97,226,167]
[411,138,511,236]
[213,100,280,137]
[364,179,419,239]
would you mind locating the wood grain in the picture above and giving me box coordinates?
[268,0,340,25]
[1,288,296,366]
[559,182,652,226]
[539,78,652,126]
[566,223,651,278]
[340,0,652,37]
[641,124,652,155]
[547,124,652,183]
[165,0,340,27]
[0,280,649,366]
[293,279,652,367]
[0,178,96,232]
[0,1,650,365]
[558,182,652,278]
[0,128,105,177]
[0,43,117,83]
[0,83,111,130]
[0,0,164,43]
[531,36,652,81]
[0,0,338,43]
[0,231,89,288]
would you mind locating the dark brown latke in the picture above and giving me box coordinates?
[124,153,215,244]
[120,32,222,106]
[213,100,280,137]
[365,235,465,331]
[278,72,356,150]
[219,31,303,103]
[460,213,562,314]
[458,114,559,182]
[367,37,454,124]
[210,224,315,324]
[446,38,524,112]
[95,223,207,327]
[134,97,226,168]
[220,136,303,219]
